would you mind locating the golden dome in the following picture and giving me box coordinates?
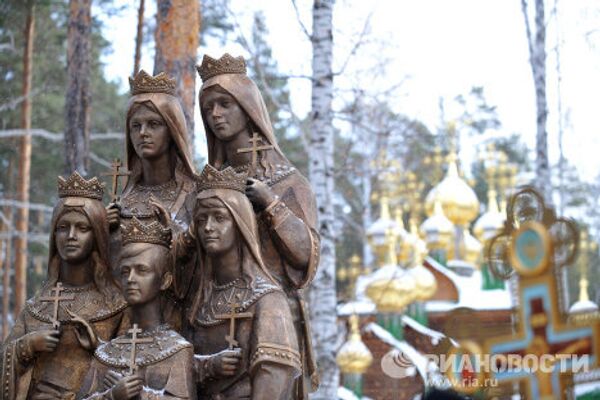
[420,200,454,251]
[367,195,399,267]
[336,314,373,374]
[473,189,505,243]
[409,263,437,301]
[425,154,480,226]
[460,228,482,265]
[365,266,416,312]
[394,208,413,265]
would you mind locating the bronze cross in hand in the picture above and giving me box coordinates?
[114,324,154,375]
[101,158,131,203]
[39,282,75,329]
[215,302,253,349]
[236,132,273,176]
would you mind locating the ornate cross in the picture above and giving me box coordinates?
[215,302,253,349]
[114,324,154,375]
[236,133,273,176]
[39,282,75,329]
[102,158,131,203]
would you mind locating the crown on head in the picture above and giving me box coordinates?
[58,172,105,201]
[121,217,172,248]
[197,53,247,82]
[129,70,176,96]
[197,164,247,193]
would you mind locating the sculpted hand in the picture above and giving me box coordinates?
[66,308,98,351]
[30,382,66,400]
[106,203,120,232]
[103,370,121,390]
[23,329,60,354]
[246,178,277,210]
[150,196,171,227]
[110,373,144,400]
[210,348,242,377]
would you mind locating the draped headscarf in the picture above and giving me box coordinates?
[124,92,196,191]
[45,196,120,301]
[188,187,278,323]
[199,73,288,169]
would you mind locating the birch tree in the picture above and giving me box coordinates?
[14,0,34,316]
[307,0,338,398]
[521,0,551,201]
[64,0,92,174]
[154,0,200,146]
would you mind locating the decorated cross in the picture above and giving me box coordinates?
[215,302,253,349]
[114,324,154,375]
[39,282,75,329]
[102,158,130,203]
[236,132,273,176]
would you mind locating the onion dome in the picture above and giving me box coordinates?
[569,278,599,314]
[424,153,480,226]
[365,265,416,312]
[409,263,437,301]
[336,314,373,374]
[473,189,505,243]
[460,228,482,265]
[367,195,399,267]
[420,200,454,251]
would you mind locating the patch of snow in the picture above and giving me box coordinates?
[337,386,359,400]
[569,300,599,314]
[401,315,445,345]
[337,299,377,316]
[574,381,600,396]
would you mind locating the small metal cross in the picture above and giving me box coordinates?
[215,302,253,349]
[114,324,154,375]
[236,133,274,176]
[101,158,131,203]
[39,282,75,329]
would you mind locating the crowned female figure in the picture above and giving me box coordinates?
[1,172,128,399]
[109,69,197,232]
[184,165,301,399]
[190,54,320,398]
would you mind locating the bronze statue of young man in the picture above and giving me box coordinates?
[183,53,320,398]
[79,217,195,400]
[1,172,128,399]
[176,165,301,399]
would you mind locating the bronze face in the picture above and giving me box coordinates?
[201,86,248,142]
[195,200,237,256]
[55,210,95,263]
[128,104,172,160]
[119,243,171,305]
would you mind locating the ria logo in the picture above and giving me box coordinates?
[381,349,416,379]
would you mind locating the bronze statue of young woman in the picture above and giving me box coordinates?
[79,218,195,400]
[1,172,128,399]
[192,54,320,398]
[180,165,301,399]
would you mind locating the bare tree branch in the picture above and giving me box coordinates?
[89,152,113,168]
[0,86,45,113]
[290,0,312,40]
[521,0,535,65]
[0,199,53,213]
[333,9,373,76]
[0,129,124,141]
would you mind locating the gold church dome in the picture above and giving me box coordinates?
[460,228,483,265]
[365,266,416,313]
[425,153,480,226]
[420,200,454,251]
[409,263,437,301]
[473,188,505,243]
[336,314,373,374]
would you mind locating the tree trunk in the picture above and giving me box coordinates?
[14,2,35,316]
[65,0,92,175]
[133,0,145,76]
[522,0,550,201]
[154,0,200,148]
[307,1,338,398]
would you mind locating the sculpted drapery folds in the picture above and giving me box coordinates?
[0,173,128,400]
[190,54,320,397]
[181,165,301,400]
[79,218,195,400]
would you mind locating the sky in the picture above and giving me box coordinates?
[100,0,600,182]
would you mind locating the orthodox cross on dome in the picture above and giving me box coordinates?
[215,301,253,349]
[236,132,273,176]
[102,158,130,203]
[39,282,75,329]
[114,324,154,375]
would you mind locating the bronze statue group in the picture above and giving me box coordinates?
[0,54,320,400]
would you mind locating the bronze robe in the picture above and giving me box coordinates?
[190,276,301,400]
[0,285,128,399]
[239,164,320,395]
[79,327,195,400]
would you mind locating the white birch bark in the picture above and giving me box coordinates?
[521,0,551,202]
[307,0,339,398]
